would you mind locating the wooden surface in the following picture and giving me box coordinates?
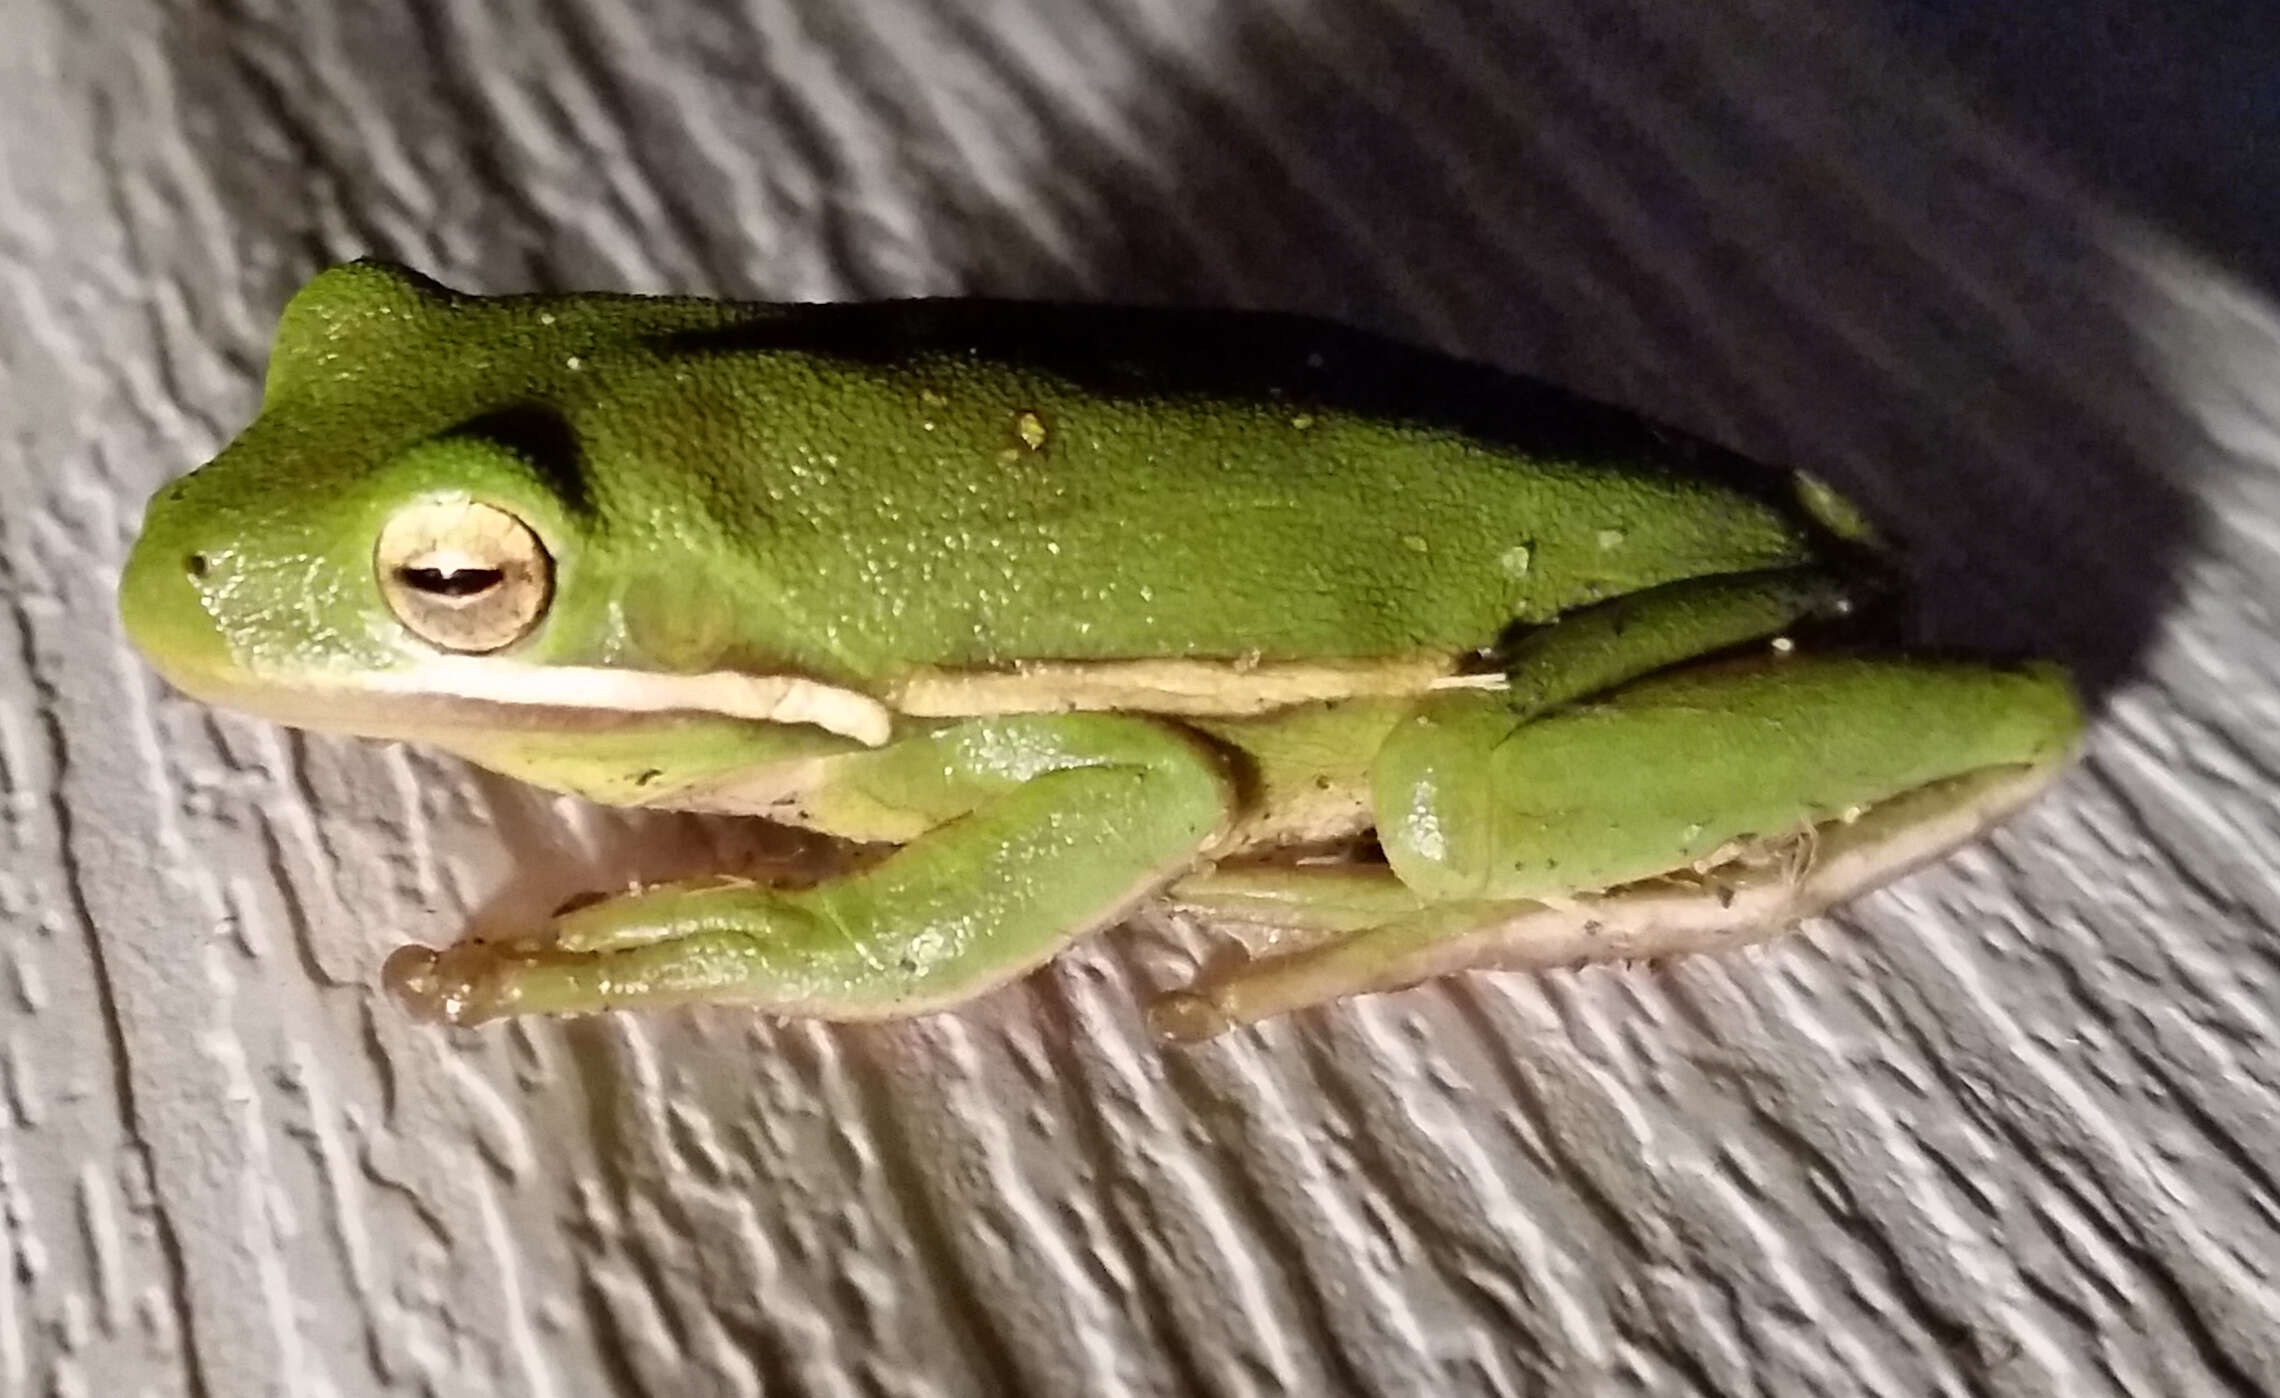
[5,0,2278,1392]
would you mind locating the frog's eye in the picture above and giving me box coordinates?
[375,500,552,652]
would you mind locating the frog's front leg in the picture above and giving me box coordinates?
[1157,656,2080,1040]
[386,714,1233,1025]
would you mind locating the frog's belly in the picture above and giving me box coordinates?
[655,696,1416,858]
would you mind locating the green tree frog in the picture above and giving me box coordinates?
[119,261,2082,1040]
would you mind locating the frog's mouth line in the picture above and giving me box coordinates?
[353,657,896,745]
[157,653,897,746]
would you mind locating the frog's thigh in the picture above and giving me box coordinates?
[1354,562,1867,898]
[1376,655,2080,902]
[388,713,1234,1025]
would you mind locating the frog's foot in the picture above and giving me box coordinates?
[1153,756,2068,1041]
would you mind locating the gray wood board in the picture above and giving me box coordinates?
[3,0,2276,1393]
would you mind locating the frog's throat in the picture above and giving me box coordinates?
[345,658,895,745]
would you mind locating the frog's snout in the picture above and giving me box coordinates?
[119,479,241,699]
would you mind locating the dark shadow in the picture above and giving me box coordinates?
[1875,0,2280,297]
[942,0,2213,703]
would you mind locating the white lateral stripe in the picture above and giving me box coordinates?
[893,656,1460,716]
[355,659,896,746]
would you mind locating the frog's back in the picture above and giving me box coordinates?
[566,300,1833,680]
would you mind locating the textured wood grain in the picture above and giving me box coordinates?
[4,0,2278,1393]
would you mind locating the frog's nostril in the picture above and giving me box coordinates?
[120,524,235,696]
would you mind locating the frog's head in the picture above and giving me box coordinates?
[120,261,889,749]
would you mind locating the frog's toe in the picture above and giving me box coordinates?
[380,943,452,1021]
[1144,989,1237,1043]
[383,938,559,1026]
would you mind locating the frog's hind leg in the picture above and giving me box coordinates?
[1155,759,2068,1041]
[1154,656,2081,1041]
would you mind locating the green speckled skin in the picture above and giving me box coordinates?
[128,260,1824,690]
[118,261,2084,1035]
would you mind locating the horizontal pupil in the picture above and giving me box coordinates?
[400,565,504,598]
